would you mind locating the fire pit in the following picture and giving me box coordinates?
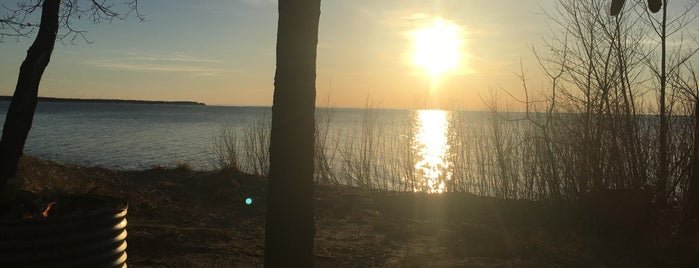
[0,194,128,267]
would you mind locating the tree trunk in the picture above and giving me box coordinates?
[0,0,61,193]
[656,0,669,207]
[264,0,320,267]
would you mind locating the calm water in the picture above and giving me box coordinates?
[0,101,493,192]
[0,101,273,170]
[0,101,430,168]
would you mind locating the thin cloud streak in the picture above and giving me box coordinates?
[86,61,224,74]
[120,56,223,64]
[83,52,235,77]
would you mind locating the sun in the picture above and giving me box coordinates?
[411,18,463,79]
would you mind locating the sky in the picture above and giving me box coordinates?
[0,0,696,109]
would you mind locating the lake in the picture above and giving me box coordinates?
[0,101,269,169]
[0,100,498,193]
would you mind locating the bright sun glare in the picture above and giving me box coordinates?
[412,18,463,79]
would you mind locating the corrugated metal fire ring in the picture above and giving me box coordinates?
[0,195,128,268]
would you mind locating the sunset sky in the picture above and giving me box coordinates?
[0,0,695,109]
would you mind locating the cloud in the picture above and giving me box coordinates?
[86,62,222,73]
[239,0,275,6]
[122,52,224,64]
[83,52,236,77]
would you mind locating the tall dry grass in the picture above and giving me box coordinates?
[210,120,269,176]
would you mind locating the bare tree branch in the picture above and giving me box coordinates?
[0,0,144,44]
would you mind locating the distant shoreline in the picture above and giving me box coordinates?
[0,96,206,106]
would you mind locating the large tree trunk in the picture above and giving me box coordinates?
[264,0,320,267]
[0,0,61,193]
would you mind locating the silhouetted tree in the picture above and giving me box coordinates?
[672,48,699,256]
[0,0,143,194]
[264,0,320,267]
[534,0,651,198]
[686,96,699,252]
[611,0,699,204]
[613,0,699,253]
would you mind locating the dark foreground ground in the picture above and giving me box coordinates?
[9,156,699,267]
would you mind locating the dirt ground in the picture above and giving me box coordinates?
[7,156,696,267]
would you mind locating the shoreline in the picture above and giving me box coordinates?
[0,96,206,106]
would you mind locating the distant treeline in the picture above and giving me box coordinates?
[0,96,205,106]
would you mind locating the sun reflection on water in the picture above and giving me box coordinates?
[412,110,452,193]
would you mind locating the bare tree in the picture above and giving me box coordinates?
[674,64,699,252]
[0,0,143,195]
[264,0,321,267]
[530,0,652,198]
[646,1,698,210]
